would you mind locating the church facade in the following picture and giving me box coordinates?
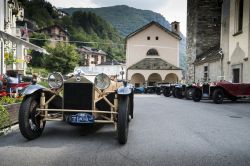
[126,21,182,87]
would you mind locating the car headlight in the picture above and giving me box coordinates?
[48,72,64,89]
[94,73,110,90]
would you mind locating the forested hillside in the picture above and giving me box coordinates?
[20,0,125,61]
[62,5,171,37]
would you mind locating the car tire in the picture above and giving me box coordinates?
[129,92,134,119]
[185,88,193,100]
[163,88,171,97]
[156,87,161,95]
[212,89,224,104]
[175,88,184,99]
[172,88,177,98]
[19,96,46,140]
[117,96,129,144]
[228,96,237,102]
[192,89,202,102]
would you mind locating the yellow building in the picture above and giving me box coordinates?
[125,21,182,87]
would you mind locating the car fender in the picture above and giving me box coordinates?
[20,84,47,96]
[117,86,132,95]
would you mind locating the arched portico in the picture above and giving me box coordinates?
[165,73,178,83]
[148,73,162,86]
[130,73,146,87]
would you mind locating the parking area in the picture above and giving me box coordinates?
[0,94,250,166]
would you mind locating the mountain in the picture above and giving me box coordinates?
[62,5,187,73]
[20,0,125,61]
[62,5,171,37]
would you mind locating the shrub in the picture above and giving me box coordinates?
[0,96,16,105]
[0,105,11,134]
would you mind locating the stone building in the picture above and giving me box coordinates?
[37,25,69,47]
[126,21,182,87]
[77,46,107,67]
[186,0,222,82]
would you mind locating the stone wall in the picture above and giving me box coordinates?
[186,0,222,82]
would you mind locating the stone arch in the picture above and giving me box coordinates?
[148,73,162,86]
[165,73,178,83]
[130,73,145,87]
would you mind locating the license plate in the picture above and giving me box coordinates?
[70,113,94,124]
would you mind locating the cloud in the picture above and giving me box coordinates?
[46,0,97,8]
[90,0,169,10]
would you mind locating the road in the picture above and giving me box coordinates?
[1,95,250,166]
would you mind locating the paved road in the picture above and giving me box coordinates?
[1,95,250,166]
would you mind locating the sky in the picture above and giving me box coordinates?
[46,0,187,35]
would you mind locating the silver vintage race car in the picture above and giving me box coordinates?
[18,72,134,144]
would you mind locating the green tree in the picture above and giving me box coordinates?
[29,32,48,67]
[44,43,80,74]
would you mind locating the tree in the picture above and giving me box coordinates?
[44,43,80,74]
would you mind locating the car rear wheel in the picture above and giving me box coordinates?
[185,88,193,100]
[212,89,224,104]
[192,89,202,102]
[175,88,184,99]
[156,87,161,95]
[117,96,129,144]
[163,87,171,97]
[172,88,177,98]
[19,96,45,140]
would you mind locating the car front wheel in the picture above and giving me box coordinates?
[19,95,45,140]
[192,89,202,102]
[212,89,224,104]
[117,96,129,144]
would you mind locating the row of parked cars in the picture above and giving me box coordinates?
[135,80,250,104]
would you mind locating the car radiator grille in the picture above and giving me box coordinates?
[63,83,93,111]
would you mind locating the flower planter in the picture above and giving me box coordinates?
[4,103,21,126]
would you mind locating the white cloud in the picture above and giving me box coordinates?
[46,0,97,8]
[159,0,187,35]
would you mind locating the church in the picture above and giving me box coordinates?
[125,21,182,87]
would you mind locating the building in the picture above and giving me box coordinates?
[77,46,107,67]
[0,0,46,74]
[187,0,250,83]
[221,0,250,83]
[37,25,70,47]
[186,0,222,83]
[126,21,182,87]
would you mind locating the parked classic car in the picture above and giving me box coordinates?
[0,70,31,97]
[191,81,250,104]
[18,72,134,144]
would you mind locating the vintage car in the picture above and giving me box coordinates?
[155,83,170,95]
[191,81,250,104]
[0,71,30,97]
[18,72,134,144]
[162,84,176,97]
[134,86,145,94]
[174,83,199,100]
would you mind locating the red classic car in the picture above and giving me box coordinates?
[192,81,250,104]
[0,71,31,97]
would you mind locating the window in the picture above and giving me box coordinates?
[204,66,208,82]
[234,0,244,34]
[147,49,159,56]
[156,36,159,40]
[147,36,150,40]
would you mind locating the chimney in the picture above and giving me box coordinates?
[171,21,180,34]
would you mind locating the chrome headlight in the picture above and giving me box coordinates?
[48,72,64,89]
[94,73,110,90]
